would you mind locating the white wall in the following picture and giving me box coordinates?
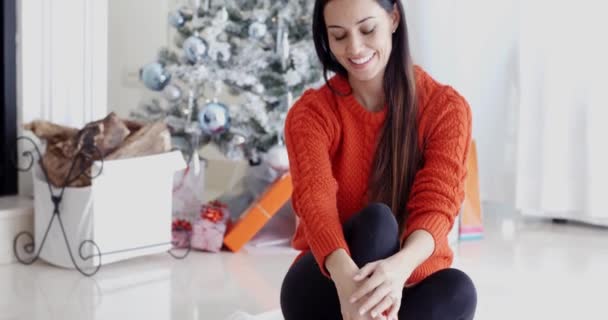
[19,0,108,127]
[19,0,178,124]
[107,0,177,118]
[18,0,109,196]
[405,0,520,205]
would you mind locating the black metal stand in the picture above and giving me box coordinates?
[12,136,190,277]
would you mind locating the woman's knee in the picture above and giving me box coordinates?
[355,202,398,235]
[280,266,302,319]
[280,283,292,317]
[280,254,340,319]
[280,259,307,316]
[437,269,477,317]
[346,202,400,266]
[399,269,476,320]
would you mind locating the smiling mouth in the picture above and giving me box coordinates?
[348,53,375,68]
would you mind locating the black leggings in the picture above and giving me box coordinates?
[280,203,477,320]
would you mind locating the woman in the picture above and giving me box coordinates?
[280,0,477,319]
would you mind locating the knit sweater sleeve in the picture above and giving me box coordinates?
[284,90,350,277]
[401,86,473,252]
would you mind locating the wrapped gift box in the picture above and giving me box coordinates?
[223,173,293,252]
[190,201,230,252]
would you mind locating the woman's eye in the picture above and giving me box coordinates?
[331,26,375,41]
[362,27,376,35]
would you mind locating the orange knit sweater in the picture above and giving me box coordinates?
[284,66,472,285]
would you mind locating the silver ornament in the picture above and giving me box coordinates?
[248,22,267,39]
[168,11,186,28]
[197,102,230,135]
[140,62,171,91]
[163,84,182,102]
[183,36,208,64]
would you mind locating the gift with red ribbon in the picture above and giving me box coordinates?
[190,200,231,252]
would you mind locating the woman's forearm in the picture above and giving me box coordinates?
[326,229,436,281]
[393,229,435,275]
[326,248,359,278]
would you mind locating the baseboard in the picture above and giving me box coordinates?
[0,196,34,264]
[520,209,608,228]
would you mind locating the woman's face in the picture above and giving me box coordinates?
[324,0,399,82]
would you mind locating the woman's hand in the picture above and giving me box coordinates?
[326,249,374,320]
[349,256,412,320]
[333,269,374,320]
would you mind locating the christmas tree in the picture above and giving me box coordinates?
[131,0,323,164]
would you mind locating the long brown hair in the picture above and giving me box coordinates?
[312,0,421,230]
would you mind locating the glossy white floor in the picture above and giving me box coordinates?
[2,203,607,320]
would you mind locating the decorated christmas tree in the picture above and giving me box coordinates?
[131,0,323,164]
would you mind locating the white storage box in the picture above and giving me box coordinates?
[33,151,186,269]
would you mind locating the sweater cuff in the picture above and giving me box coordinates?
[401,213,451,254]
[308,226,351,278]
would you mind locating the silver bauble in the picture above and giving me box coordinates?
[163,84,182,102]
[140,62,171,91]
[168,11,186,28]
[197,102,230,135]
[183,36,208,64]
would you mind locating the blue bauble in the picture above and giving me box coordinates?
[140,62,171,91]
[168,11,186,28]
[198,102,230,135]
[183,36,208,64]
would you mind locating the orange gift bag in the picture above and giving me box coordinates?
[459,140,483,240]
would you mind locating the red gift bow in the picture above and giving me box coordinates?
[200,200,228,223]
[201,206,224,223]
[172,219,192,232]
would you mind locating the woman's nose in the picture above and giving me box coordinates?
[346,35,364,56]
